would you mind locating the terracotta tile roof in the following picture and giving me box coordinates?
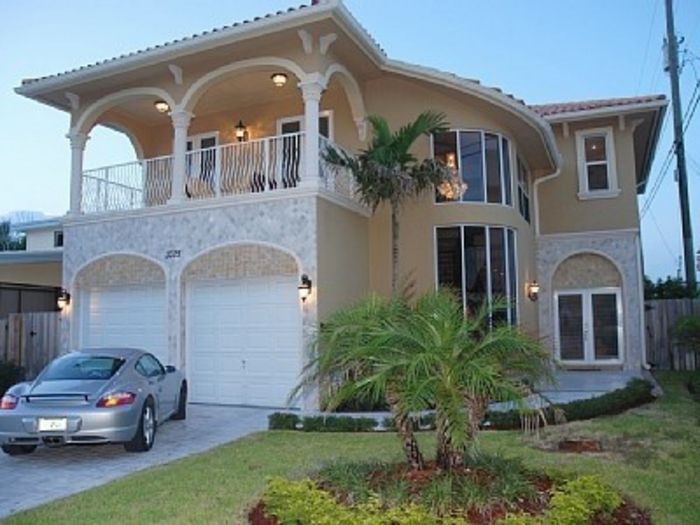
[20,2,329,87]
[530,94,666,118]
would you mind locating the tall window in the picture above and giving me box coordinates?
[575,127,619,198]
[436,225,518,324]
[433,130,512,205]
[517,157,530,222]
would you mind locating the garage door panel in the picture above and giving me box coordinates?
[188,276,302,407]
[80,284,167,365]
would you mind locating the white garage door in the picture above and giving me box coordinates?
[187,276,302,407]
[79,284,168,365]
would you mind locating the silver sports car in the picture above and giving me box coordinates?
[0,348,187,455]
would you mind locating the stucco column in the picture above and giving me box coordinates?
[299,76,326,188]
[67,131,89,214]
[169,109,193,204]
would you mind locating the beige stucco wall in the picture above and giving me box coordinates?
[538,118,640,235]
[0,262,62,287]
[316,197,369,321]
[26,228,61,252]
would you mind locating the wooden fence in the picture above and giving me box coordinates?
[645,298,700,371]
[0,312,62,379]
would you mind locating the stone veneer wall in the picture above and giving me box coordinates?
[73,254,165,287]
[182,244,297,280]
[552,253,621,289]
[63,195,319,408]
[537,230,644,372]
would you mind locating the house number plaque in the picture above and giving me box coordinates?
[166,249,181,259]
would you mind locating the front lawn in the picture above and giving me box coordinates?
[6,372,700,524]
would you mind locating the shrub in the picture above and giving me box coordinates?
[262,477,464,525]
[500,476,623,525]
[0,361,24,396]
[301,415,377,432]
[688,373,700,400]
[268,412,300,430]
[486,379,655,430]
[673,315,700,352]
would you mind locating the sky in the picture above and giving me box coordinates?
[0,0,699,279]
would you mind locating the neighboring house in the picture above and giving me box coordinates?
[0,219,63,316]
[15,0,666,409]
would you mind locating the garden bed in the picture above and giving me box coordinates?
[248,456,651,524]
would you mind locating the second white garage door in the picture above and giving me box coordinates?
[187,276,303,407]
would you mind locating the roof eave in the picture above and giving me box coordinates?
[540,99,668,123]
[637,102,668,194]
[14,2,339,100]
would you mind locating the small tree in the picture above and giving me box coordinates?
[325,112,450,295]
[297,290,551,471]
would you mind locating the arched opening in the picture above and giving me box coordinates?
[552,252,624,365]
[181,243,303,407]
[73,254,168,364]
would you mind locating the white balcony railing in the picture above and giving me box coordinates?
[80,132,357,214]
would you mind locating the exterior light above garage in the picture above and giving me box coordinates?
[527,281,540,302]
[57,289,71,310]
[235,120,249,142]
[298,274,312,302]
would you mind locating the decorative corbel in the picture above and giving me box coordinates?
[298,29,313,55]
[168,64,183,86]
[319,33,337,55]
[65,92,80,111]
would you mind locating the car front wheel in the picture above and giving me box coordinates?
[124,398,156,453]
[2,444,37,456]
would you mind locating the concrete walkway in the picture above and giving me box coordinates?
[0,405,270,519]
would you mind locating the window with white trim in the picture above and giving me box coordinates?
[575,127,619,198]
[435,225,518,325]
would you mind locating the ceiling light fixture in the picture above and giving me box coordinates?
[271,73,288,87]
[154,100,170,113]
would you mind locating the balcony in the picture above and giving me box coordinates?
[79,133,355,215]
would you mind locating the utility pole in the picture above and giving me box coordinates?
[664,0,697,294]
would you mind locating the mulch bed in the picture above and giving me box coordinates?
[248,462,651,524]
[558,439,604,453]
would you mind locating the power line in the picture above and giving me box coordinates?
[647,208,680,265]
[637,0,660,95]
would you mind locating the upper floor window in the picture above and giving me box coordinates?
[433,130,512,206]
[516,157,530,223]
[575,127,619,199]
[53,230,63,248]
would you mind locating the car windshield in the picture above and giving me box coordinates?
[42,355,125,381]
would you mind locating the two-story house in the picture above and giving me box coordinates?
[16,0,665,409]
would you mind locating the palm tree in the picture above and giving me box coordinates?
[295,294,426,470]
[383,291,552,470]
[325,111,450,295]
[297,290,551,472]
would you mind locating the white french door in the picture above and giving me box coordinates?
[555,287,623,364]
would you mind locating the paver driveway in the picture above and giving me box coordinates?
[0,405,270,519]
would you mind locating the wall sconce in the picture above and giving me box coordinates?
[271,72,288,87]
[235,120,249,142]
[298,274,312,302]
[153,100,170,113]
[57,289,71,310]
[527,281,540,302]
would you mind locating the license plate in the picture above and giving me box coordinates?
[37,418,67,432]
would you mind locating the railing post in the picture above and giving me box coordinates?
[263,137,270,192]
[168,109,193,204]
[299,75,327,189]
[103,167,110,211]
[66,130,89,215]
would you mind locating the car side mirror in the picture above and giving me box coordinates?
[165,365,177,374]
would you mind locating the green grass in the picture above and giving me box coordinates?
[5,372,700,525]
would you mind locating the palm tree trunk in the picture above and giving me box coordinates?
[387,392,424,470]
[435,410,463,471]
[391,202,400,296]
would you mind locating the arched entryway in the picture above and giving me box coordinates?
[181,243,303,407]
[72,254,168,364]
[552,252,624,365]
